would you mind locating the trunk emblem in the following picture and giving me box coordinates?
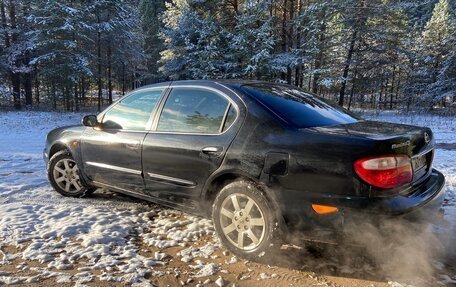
[392,140,410,149]
[424,132,431,144]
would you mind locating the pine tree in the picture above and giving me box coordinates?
[426,3,456,104]
[140,0,166,83]
[406,0,454,107]
[159,0,227,79]
[30,1,92,111]
[228,0,275,79]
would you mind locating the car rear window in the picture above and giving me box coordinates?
[239,83,360,128]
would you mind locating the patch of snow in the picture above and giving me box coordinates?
[55,274,72,283]
[215,276,225,286]
[179,242,218,262]
[239,274,250,280]
[226,255,238,264]
[191,261,219,277]
[388,281,416,287]
[439,274,456,285]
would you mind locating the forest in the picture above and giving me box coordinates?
[0,0,455,111]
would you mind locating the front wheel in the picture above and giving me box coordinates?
[212,180,280,259]
[47,150,95,197]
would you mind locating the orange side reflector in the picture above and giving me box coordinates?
[312,204,338,215]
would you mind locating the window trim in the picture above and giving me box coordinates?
[98,87,167,132]
[151,86,239,136]
[219,104,232,133]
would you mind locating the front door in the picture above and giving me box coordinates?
[81,88,165,192]
[142,86,239,208]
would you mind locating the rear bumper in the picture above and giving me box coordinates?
[349,168,446,216]
[282,169,446,243]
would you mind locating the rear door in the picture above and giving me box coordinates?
[142,85,240,209]
[81,88,165,192]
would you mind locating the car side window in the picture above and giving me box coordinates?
[102,89,164,130]
[157,88,231,134]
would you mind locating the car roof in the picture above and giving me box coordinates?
[135,79,275,91]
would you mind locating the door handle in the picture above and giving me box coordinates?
[202,146,222,154]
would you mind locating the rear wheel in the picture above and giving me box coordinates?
[47,150,95,197]
[212,180,280,259]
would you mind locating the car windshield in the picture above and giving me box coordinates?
[239,83,361,128]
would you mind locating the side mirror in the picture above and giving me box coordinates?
[82,115,99,127]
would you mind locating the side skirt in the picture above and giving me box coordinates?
[92,181,207,217]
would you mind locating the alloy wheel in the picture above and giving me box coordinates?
[219,193,266,251]
[53,158,82,194]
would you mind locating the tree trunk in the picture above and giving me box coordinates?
[1,0,9,47]
[107,42,113,104]
[97,14,102,112]
[338,0,366,107]
[389,66,396,110]
[122,63,126,96]
[395,69,401,104]
[64,86,69,111]
[232,0,239,15]
[23,74,33,108]
[80,77,86,106]
[379,80,384,110]
[348,70,357,110]
[52,81,57,110]
[286,0,293,84]
[74,84,79,112]
[312,21,326,93]
[9,0,21,109]
[34,72,40,104]
[294,0,302,86]
[348,82,355,110]
[338,30,357,107]
[280,0,287,82]
[384,78,389,109]
[298,1,303,85]
[307,74,312,90]
[22,0,33,108]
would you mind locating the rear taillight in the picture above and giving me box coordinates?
[354,155,413,189]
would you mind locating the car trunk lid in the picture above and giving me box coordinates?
[312,120,435,184]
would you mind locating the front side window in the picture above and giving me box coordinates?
[102,89,164,130]
[157,88,231,134]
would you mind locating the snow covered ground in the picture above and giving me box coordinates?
[0,111,454,287]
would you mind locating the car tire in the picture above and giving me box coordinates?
[212,180,280,259]
[47,150,95,198]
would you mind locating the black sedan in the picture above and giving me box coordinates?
[44,80,446,258]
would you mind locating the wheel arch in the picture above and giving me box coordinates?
[202,170,284,220]
[203,171,253,203]
[49,142,70,159]
[48,141,88,181]
[48,141,94,191]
